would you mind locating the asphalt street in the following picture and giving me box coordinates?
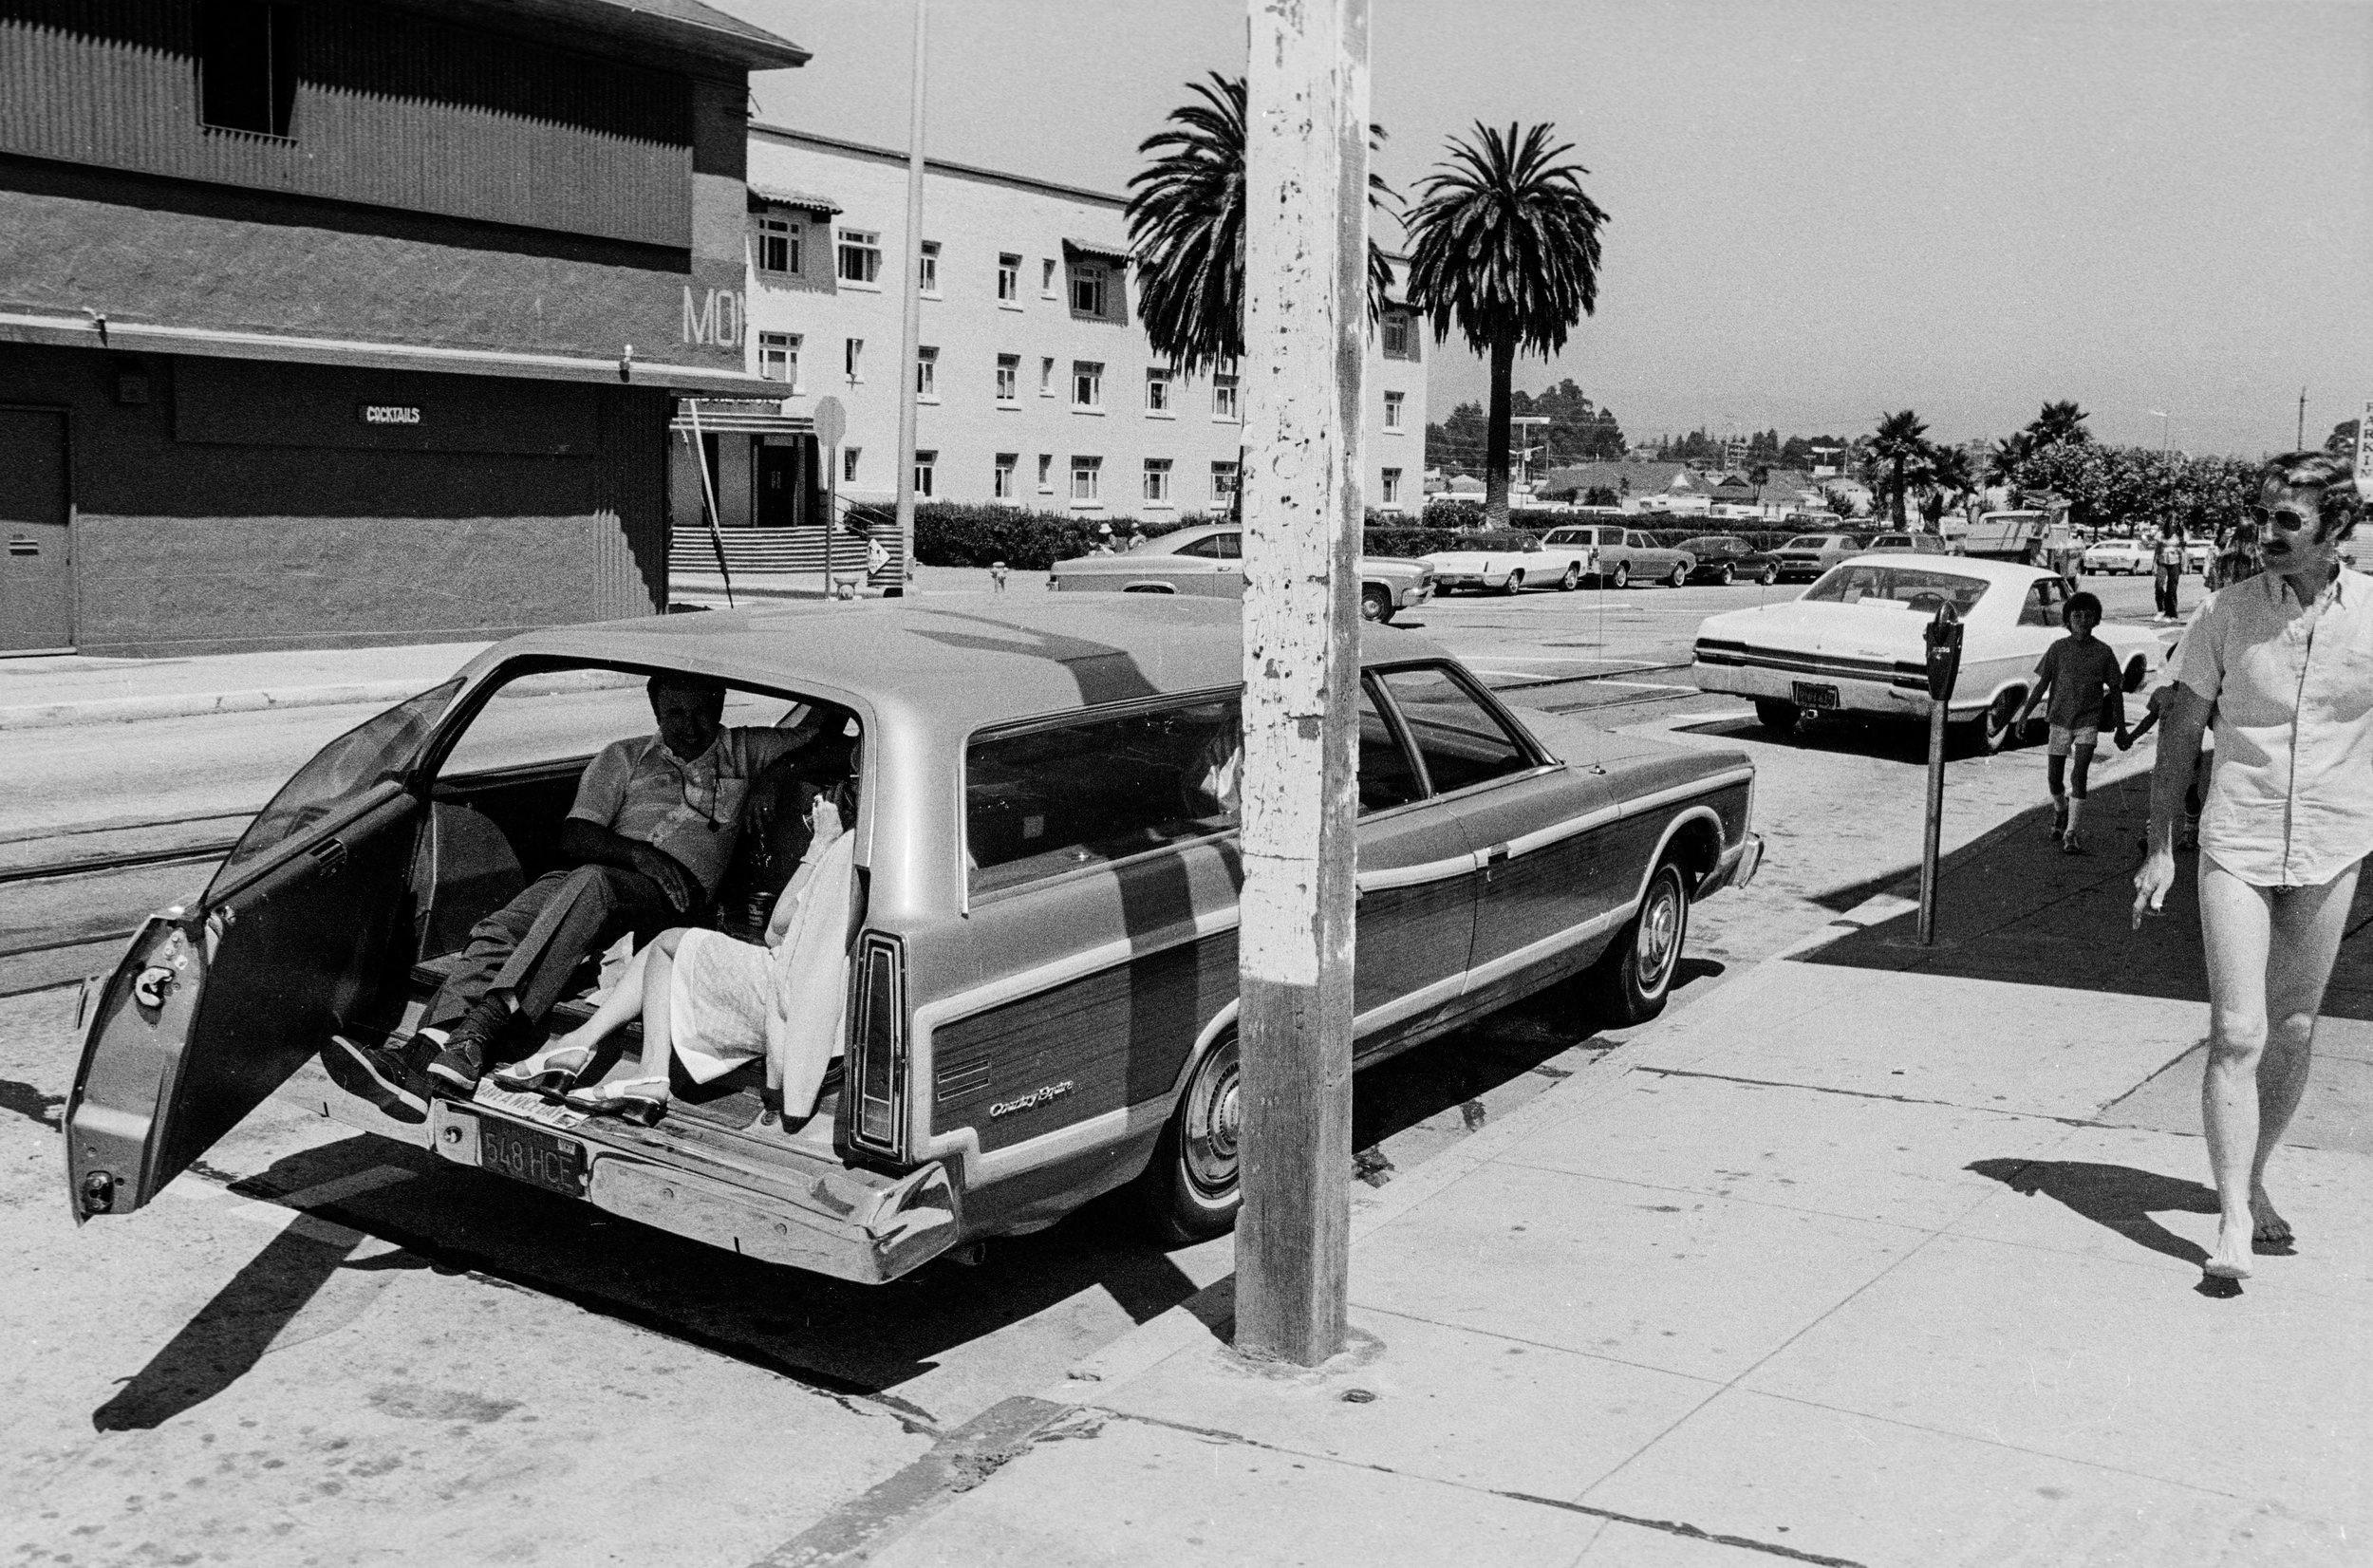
[0,567,2184,1565]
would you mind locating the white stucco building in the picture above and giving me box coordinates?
[687,124,1426,536]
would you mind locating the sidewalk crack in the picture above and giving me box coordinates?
[1635,1066,2110,1128]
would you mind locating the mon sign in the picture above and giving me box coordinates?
[682,287,745,348]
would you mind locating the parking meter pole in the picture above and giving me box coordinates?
[1234,0,1367,1369]
[1917,605,1964,946]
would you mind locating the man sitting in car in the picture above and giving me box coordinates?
[326,673,820,1121]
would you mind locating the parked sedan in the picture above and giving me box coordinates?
[1865,532,1950,556]
[1540,524,1696,588]
[1678,534,1780,586]
[1765,532,1869,583]
[1421,530,1596,594]
[67,598,1762,1282]
[2079,537,2152,575]
[1050,523,1431,622]
[1690,556,2161,754]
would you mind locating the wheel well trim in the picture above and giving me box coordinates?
[1636,805,1728,904]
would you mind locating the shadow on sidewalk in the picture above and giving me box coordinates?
[1965,1157,2217,1269]
[1795,781,2373,1021]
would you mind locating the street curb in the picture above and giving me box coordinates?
[0,680,436,731]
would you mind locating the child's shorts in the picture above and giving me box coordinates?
[2047,722,2100,756]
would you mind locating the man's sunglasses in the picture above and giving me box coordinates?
[2241,503,2318,531]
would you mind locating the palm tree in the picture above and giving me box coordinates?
[1403,121,1609,529]
[1126,73,1398,379]
[1866,409,1934,528]
[2027,401,2092,448]
[1986,431,2032,486]
[1921,443,1975,528]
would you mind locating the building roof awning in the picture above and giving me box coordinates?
[1062,237,1132,265]
[670,397,814,434]
[748,185,842,215]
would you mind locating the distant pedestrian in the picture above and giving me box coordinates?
[990,559,1009,593]
[2208,515,2262,591]
[2152,524,2187,622]
[2013,589,2121,854]
[1126,523,1148,551]
[2134,451,2372,1282]
[1090,522,1115,555]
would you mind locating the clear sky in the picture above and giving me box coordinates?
[713,1,2373,457]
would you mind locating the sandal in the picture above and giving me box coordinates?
[563,1075,671,1126]
[490,1044,595,1099]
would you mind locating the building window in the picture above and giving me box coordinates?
[915,346,938,399]
[1382,312,1411,358]
[844,446,861,484]
[1070,263,1110,318]
[1381,466,1403,505]
[837,229,882,285]
[757,331,799,385]
[996,354,1019,401]
[917,239,940,294]
[913,450,936,498]
[844,337,864,383]
[1211,459,1240,502]
[1212,372,1239,420]
[1383,390,1405,429]
[198,0,294,138]
[1039,356,1056,397]
[994,453,1018,499]
[1145,368,1171,414]
[755,213,799,275]
[1040,257,1058,296]
[998,253,1021,303]
[1143,458,1172,505]
[1037,454,1054,493]
[1072,361,1103,409]
[1071,457,1103,502]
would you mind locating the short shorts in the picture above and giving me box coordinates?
[2046,722,2099,756]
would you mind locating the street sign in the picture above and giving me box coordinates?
[814,395,847,451]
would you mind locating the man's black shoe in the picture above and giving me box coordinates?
[425,999,514,1095]
[322,1035,428,1124]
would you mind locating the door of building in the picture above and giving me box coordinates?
[0,407,73,652]
[755,439,807,530]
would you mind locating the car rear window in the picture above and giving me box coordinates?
[1782,536,1828,550]
[966,697,1240,895]
[1803,565,1991,615]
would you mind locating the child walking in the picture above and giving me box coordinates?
[2014,589,2124,853]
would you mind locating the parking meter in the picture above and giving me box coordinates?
[1923,604,1964,701]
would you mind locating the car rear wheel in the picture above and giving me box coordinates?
[1360,585,1392,622]
[1559,563,1581,590]
[1754,699,1801,736]
[1667,562,1689,588]
[1140,1033,1241,1245]
[1717,564,1735,586]
[1759,563,1779,587]
[1586,861,1690,1026]
[1500,569,1524,596]
[1953,689,2022,756]
[1611,562,1631,589]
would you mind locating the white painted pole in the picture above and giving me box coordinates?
[1235,0,1369,1368]
[890,0,927,598]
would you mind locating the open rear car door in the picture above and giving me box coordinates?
[64,680,460,1222]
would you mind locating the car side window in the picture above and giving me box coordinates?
[966,697,1241,896]
[1357,681,1426,814]
[1173,535,1222,559]
[1213,532,1243,560]
[1376,666,1533,794]
[2018,582,2063,627]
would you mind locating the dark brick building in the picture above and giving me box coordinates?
[0,0,805,654]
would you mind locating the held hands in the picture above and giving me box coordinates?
[2132,849,2177,930]
[631,843,699,914]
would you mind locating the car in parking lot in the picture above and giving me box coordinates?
[1420,530,1597,594]
[1689,555,2161,753]
[1675,535,1781,586]
[1865,532,1950,556]
[1050,522,1432,622]
[2079,536,2152,574]
[1765,532,1870,583]
[1539,524,1695,588]
[66,597,1764,1283]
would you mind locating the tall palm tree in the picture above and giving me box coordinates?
[1126,73,1398,380]
[1921,442,1975,528]
[1867,409,1934,528]
[2027,400,2092,448]
[1403,121,1609,529]
[1986,431,2033,486]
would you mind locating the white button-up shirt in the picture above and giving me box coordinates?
[2174,567,2373,887]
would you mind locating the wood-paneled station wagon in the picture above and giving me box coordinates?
[66,599,1762,1283]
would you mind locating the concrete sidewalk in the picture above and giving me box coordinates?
[793,783,2373,1568]
[0,641,488,730]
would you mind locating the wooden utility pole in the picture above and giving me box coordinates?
[889,0,926,598]
[1234,0,1369,1368]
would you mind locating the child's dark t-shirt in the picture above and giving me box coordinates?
[2034,635,2125,728]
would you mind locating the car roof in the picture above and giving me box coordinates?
[462,595,1449,734]
[1830,553,2050,584]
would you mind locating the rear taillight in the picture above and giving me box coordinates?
[848,931,907,1154]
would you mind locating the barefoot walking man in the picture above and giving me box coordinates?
[2133,452,2372,1281]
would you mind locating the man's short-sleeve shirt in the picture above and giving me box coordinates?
[2173,568,2373,887]
[2033,636,2125,730]
[569,726,807,895]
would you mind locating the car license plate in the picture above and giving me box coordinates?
[1792,681,1840,710]
[479,1119,585,1197]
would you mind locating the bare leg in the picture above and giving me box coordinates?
[2197,858,2272,1279]
[547,944,653,1055]
[2248,864,2360,1248]
[635,935,680,1082]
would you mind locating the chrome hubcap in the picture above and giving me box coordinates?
[1635,881,1681,988]
[1183,1042,1242,1195]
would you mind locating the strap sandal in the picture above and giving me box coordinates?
[563,1076,672,1126]
[491,1044,595,1099]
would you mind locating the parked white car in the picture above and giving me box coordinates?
[1690,556,2161,754]
[1422,531,1596,595]
[2079,537,2151,574]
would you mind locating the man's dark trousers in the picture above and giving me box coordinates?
[425,864,680,1032]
